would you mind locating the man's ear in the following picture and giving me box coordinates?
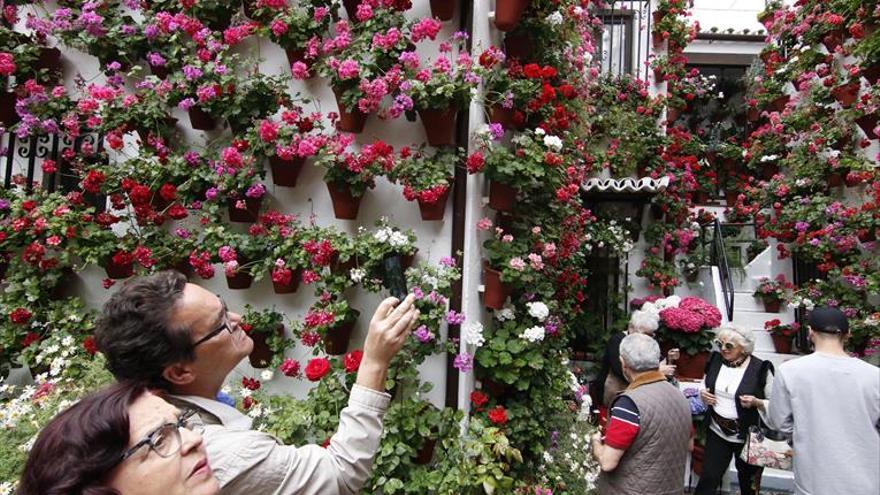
[162,362,196,387]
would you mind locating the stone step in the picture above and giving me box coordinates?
[729,310,795,330]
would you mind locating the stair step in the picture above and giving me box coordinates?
[729,310,795,330]
[731,292,768,312]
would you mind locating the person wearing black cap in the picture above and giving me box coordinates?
[764,307,880,495]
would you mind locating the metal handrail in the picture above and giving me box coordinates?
[702,219,735,321]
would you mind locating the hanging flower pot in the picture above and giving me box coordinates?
[418,107,457,146]
[342,0,359,21]
[326,181,362,220]
[248,325,285,368]
[429,0,454,21]
[0,90,19,126]
[104,258,134,279]
[324,319,356,355]
[858,229,876,243]
[273,270,302,294]
[652,11,663,24]
[494,0,529,32]
[666,106,680,122]
[36,47,62,81]
[762,298,782,313]
[227,197,263,223]
[771,334,793,354]
[226,267,254,290]
[483,263,510,310]
[827,171,844,187]
[821,29,846,52]
[694,192,710,204]
[675,351,709,380]
[761,162,779,181]
[503,32,533,61]
[747,107,760,122]
[831,82,860,108]
[488,105,516,128]
[488,181,517,212]
[863,64,880,85]
[417,187,451,221]
[332,87,367,133]
[284,48,313,76]
[269,155,306,187]
[855,113,878,138]
[414,438,437,465]
[725,191,738,207]
[188,107,218,131]
[768,95,789,112]
[652,31,665,48]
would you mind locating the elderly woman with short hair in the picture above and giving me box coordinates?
[695,326,775,495]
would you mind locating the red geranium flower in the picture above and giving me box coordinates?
[470,390,488,409]
[10,307,32,325]
[343,349,363,373]
[487,405,508,425]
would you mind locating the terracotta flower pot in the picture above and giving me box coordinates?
[269,155,305,187]
[188,107,218,131]
[226,269,254,290]
[104,259,134,279]
[249,325,284,368]
[821,29,846,52]
[827,171,844,187]
[228,197,263,223]
[0,90,20,126]
[429,0,454,21]
[273,271,301,294]
[488,181,517,212]
[831,82,860,108]
[676,351,708,380]
[480,378,511,399]
[414,438,437,465]
[858,229,876,243]
[692,445,705,476]
[326,181,362,220]
[761,162,779,181]
[150,62,170,80]
[483,264,510,310]
[768,95,789,112]
[504,32,533,61]
[747,107,761,122]
[771,334,793,354]
[855,113,878,138]
[494,0,529,32]
[333,87,367,133]
[652,31,665,47]
[342,0,359,21]
[863,64,880,85]
[763,298,782,313]
[723,191,737,207]
[418,107,457,146]
[417,187,450,221]
[666,106,680,122]
[36,47,62,81]
[488,105,516,128]
[694,192,710,205]
[324,319,356,355]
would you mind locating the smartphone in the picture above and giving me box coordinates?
[667,348,680,364]
[383,254,408,300]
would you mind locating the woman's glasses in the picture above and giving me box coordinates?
[119,409,203,463]
[713,339,737,351]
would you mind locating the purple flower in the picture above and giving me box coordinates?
[795,221,810,232]
[182,65,203,81]
[174,228,191,239]
[177,98,196,111]
[414,325,434,343]
[453,353,473,373]
[488,123,504,140]
[440,256,456,267]
[143,24,159,38]
[412,286,424,299]
[205,187,219,201]
[245,183,266,198]
[184,151,200,166]
[147,52,166,67]
[105,61,122,72]
[446,310,465,325]
[0,199,10,210]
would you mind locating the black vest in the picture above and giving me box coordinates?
[703,351,774,439]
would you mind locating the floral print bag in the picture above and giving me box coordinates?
[739,425,793,470]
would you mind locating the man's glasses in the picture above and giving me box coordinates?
[119,409,203,462]
[191,297,236,349]
[713,339,737,351]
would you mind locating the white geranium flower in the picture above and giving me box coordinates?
[374,228,391,242]
[520,326,545,343]
[463,322,485,347]
[350,268,366,283]
[534,127,546,136]
[388,231,409,247]
[545,11,563,25]
[260,370,274,381]
[543,135,563,151]
[495,307,515,321]
[527,301,550,322]
[761,154,779,162]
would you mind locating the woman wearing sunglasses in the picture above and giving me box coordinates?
[18,381,218,495]
[695,326,775,495]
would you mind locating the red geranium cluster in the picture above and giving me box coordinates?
[470,390,488,411]
[280,358,301,377]
[9,307,32,325]
[303,239,336,266]
[304,309,335,329]
[487,405,508,425]
[343,349,363,373]
[242,377,261,390]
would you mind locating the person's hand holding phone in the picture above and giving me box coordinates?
[356,295,420,392]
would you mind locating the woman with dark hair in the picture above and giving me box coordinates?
[18,381,218,495]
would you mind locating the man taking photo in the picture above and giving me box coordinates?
[95,270,420,495]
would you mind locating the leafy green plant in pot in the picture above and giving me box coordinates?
[243,104,326,188]
[202,223,271,290]
[764,319,799,354]
[295,294,360,356]
[314,134,388,219]
[752,275,792,313]
[355,218,418,293]
[261,3,331,74]
[240,305,287,368]
[388,145,458,221]
[654,296,722,378]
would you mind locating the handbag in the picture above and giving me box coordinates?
[739,424,793,470]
